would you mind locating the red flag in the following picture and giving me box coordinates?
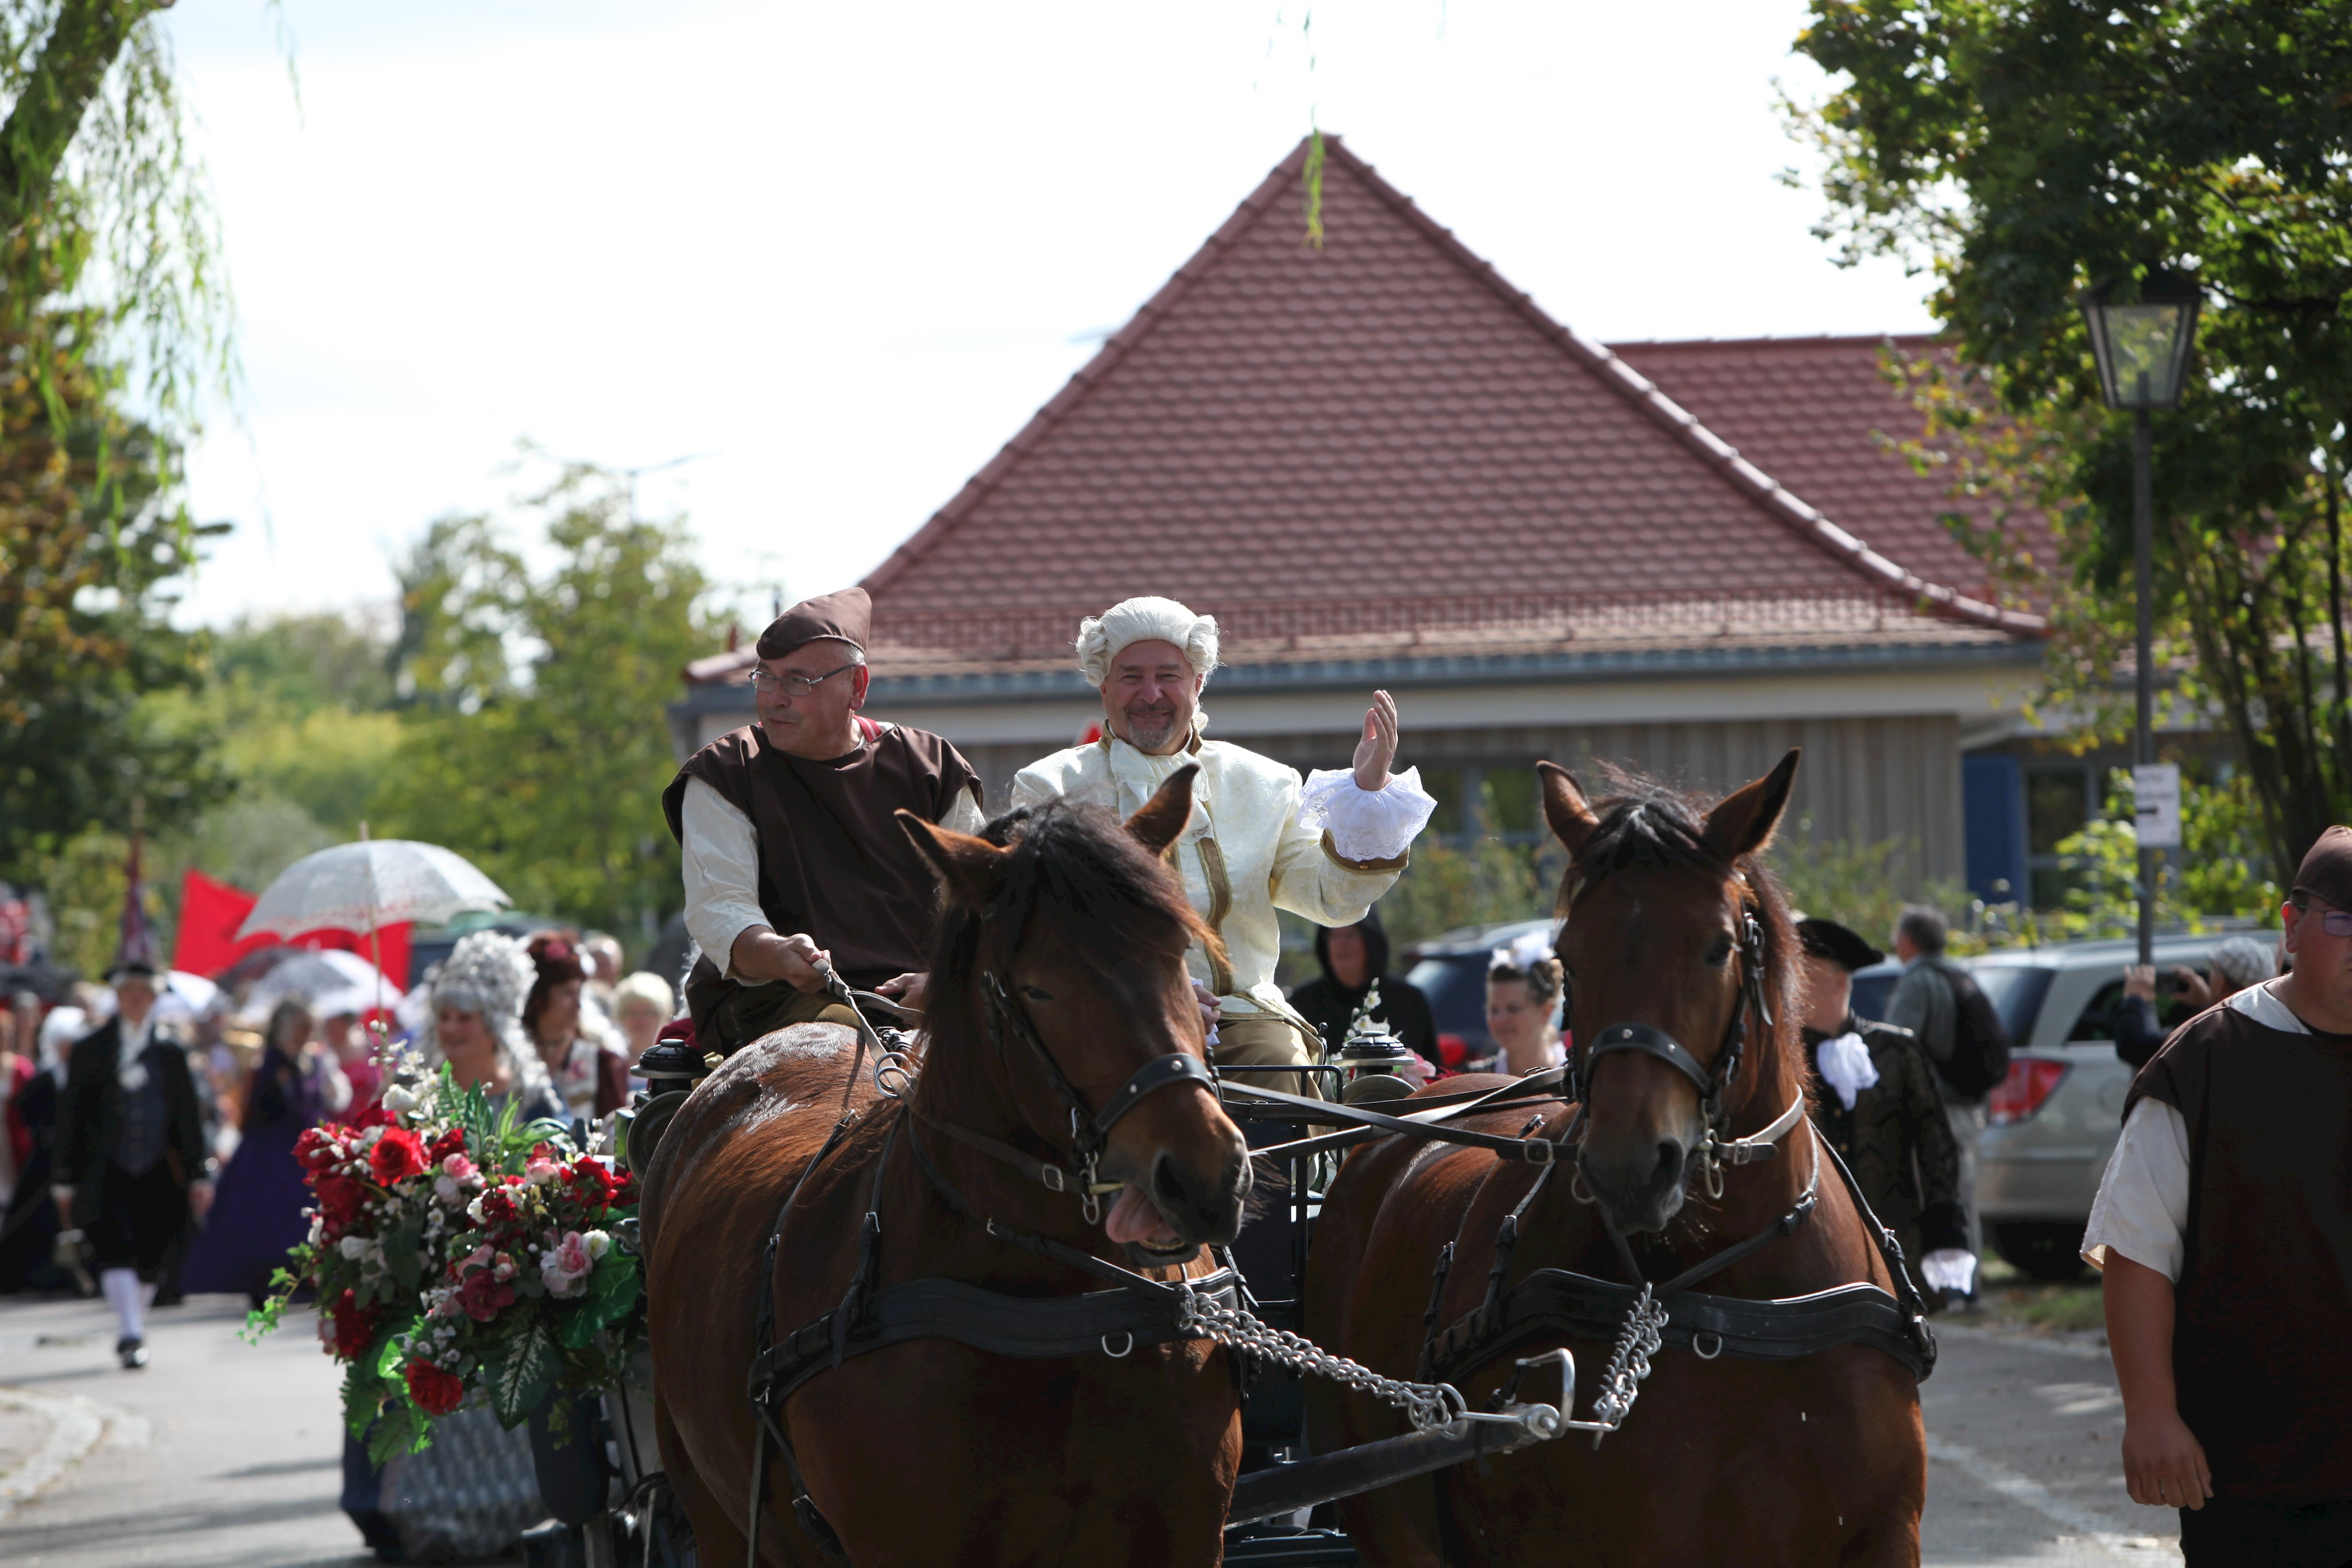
[171,869,413,988]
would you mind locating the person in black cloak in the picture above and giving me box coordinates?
[1287,908,1440,1074]
[52,959,211,1368]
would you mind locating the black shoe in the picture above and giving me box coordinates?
[116,1336,147,1369]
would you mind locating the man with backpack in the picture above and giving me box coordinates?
[1885,905,2013,1291]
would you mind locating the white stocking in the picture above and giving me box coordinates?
[100,1267,145,1342]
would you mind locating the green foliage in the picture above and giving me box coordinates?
[373,467,717,940]
[1793,0,2352,882]
[1377,837,1553,950]
[2045,767,2282,939]
[1767,830,1974,954]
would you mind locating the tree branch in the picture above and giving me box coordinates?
[0,0,163,234]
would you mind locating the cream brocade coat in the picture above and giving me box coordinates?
[1009,734,1407,1031]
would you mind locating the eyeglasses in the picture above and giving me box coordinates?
[744,661,858,698]
[2301,904,2352,938]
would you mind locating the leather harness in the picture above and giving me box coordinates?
[737,958,1236,1567]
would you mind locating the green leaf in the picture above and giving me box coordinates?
[366,1404,431,1466]
[489,1317,559,1429]
[386,1214,425,1292]
[558,1306,603,1351]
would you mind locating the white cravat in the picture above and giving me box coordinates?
[1813,1031,1879,1111]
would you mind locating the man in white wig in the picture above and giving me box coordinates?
[1012,597,1436,1093]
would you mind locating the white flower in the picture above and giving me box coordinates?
[382,1085,418,1114]
[583,1229,611,1261]
[338,1234,372,1260]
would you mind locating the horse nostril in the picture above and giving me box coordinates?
[1653,1140,1685,1190]
[1154,1152,1190,1210]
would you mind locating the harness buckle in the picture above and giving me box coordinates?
[1040,1167,1068,1193]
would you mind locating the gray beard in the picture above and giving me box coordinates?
[1123,711,1181,752]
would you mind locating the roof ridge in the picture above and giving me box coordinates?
[1312,138,2042,636]
[861,140,1317,599]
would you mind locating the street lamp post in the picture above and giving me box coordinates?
[2079,269,2202,967]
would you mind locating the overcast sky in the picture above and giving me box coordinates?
[159,0,1939,630]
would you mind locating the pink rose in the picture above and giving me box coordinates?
[539,1230,594,1298]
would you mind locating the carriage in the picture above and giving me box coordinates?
[590,754,1936,1567]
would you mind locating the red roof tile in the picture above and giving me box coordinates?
[859,134,2042,674]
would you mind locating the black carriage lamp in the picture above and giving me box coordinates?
[2079,267,2202,968]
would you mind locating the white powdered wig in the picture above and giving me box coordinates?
[1076,597,1221,688]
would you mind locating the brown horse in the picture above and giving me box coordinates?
[644,768,1254,1566]
[1305,751,1930,1566]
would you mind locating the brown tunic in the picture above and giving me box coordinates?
[660,719,982,993]
[2126,1001,2352,1502]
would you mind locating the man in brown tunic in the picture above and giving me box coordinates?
[2084,826,2352,1564]
[661,587,985,1051]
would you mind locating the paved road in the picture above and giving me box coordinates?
[0,1292,2185,1565]
[1923,1322,2181,1567]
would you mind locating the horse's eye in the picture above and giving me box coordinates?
[1019,985,1054,1002]
[1704,934,1734,967]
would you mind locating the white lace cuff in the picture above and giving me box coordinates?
[1920,1248,1977,1296]
[1298,767,1438,864]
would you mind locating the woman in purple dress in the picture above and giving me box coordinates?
[183,1001,349,1305]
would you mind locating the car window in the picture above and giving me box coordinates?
[2068,976,2197,1042]
[1406,955,1491,1044]
[1971,965,2056,1044]
[1850,972,1895,1023]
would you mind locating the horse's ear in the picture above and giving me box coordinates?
[1703,748,1801,861]
[1537,762,1600,854]
[1125,763,1198,856]
[896,809,1011,907]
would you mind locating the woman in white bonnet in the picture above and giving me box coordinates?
[408,932,562,1121]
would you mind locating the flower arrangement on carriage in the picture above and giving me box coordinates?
[247,1062,643,1462]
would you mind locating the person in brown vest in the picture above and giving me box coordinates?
[2084,825,2352,1564]
[661,587,985,1051]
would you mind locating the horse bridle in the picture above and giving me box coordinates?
[1566,901,1777,1196]
[906,954,1216,1226]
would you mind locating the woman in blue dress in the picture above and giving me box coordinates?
[183,1001,349,1306]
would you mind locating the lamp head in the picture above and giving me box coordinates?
[2080,269,2202,411]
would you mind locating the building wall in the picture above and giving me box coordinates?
[958,712,1964,888]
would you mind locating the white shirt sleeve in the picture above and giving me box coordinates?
[943,788,988,837]
[679,779,771,979]
[2082,1096,2191,1280]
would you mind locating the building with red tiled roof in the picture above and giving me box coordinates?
[675,134,2058,898]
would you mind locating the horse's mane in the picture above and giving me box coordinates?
[923,797,1221,1051]
[1557,765,1802,1104]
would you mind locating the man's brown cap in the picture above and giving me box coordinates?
[756,586,870,660]
[2292,824,2352,911]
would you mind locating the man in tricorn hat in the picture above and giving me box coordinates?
[1793,917,1970,1305]
[53,957,210,1369]
[1011,596,1437,1094]
[662,587,986,1051]
[2085,826,2352,1563]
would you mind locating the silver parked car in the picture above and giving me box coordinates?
[1853,934,2256,1280]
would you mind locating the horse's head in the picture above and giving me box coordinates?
[1542,750,1800,1235]
[899,766,1250,1258]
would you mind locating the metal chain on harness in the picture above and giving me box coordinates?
[1581,1284,1670,1439]
[1177,1284,1463,1433]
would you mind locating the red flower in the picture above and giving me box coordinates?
[481,1189,519,1223]
[314,1174,368,1233]
[611,1170,639,1207]
[405,1360,467,1416]
[427,1127,468,1164]
[329,1289,381,1360]
[295,1127,345,1172]
[456,1270,517,1323]
[350,1101,394,1132]
[369,1128,429,1186]
[567,1159,617,1207]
